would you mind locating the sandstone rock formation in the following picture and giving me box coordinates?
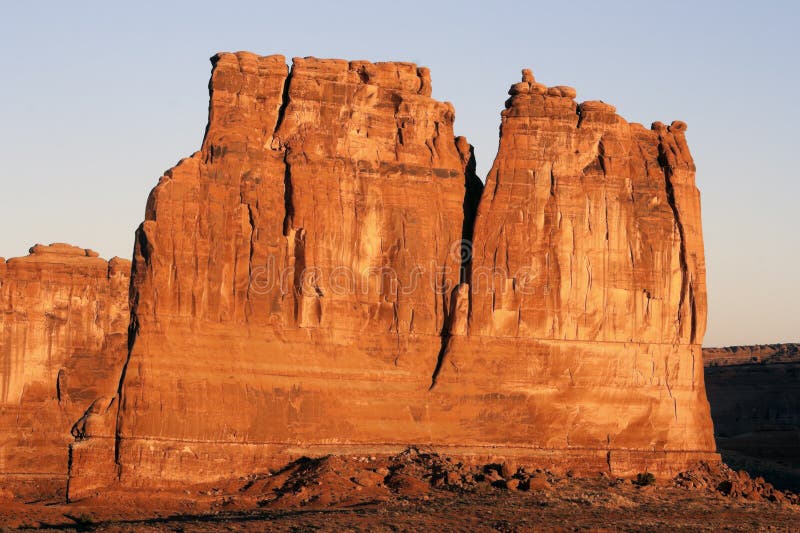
[0,244,130,497]
[67,53,716,497]
[704,344,800,491]
[70,52,481,495]
[435,69,716,472]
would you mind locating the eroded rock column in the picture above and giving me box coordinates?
[434,70,716,474]
[0,244,130,498]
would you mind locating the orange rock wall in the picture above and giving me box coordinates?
[433,70,714,460]
[68,53,716,497]
[0,244,130,496]
[67,53,480,493]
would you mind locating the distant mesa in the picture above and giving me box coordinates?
[704,343,800,366]
[704,343,800,492]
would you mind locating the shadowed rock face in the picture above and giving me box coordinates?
[704,344,800,491]
[0,244,130,497]
[54,52,716,498]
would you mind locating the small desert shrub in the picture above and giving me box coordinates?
[635,472,656,486]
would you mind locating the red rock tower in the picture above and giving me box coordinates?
[0,244,130,498]
[436,69,715,473]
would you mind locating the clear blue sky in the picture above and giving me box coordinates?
[1,1,797,347]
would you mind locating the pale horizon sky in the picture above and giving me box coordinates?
[1,1,797,347]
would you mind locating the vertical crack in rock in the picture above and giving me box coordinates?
[660,145,692,343]
[429,338,449,391]
[430,264,452,390]
[112,228,146,474]
[56,368,65,403]
[274,65,293,134]
[664,363,678,422]
[276,67,295,234]
[689,284,697,344]
[244,201,256,314]
[458,140,483,284]
[274,64,303,322]
[430,138,483,390]
[282,160,294,236]
[65,442,75,501]
[113,331,131,472]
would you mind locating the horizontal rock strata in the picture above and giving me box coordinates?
[0,244,130,498]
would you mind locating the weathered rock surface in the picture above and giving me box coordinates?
[68,53,716,497]
[435,69,715,466]
[70,52,480,495]
[704,344,800,491]
[0,244,130,497]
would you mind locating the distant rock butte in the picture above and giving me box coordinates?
[0,244,130,498]
[0,52,718,499]
[703,344,800,491]
[704,343,800,366]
